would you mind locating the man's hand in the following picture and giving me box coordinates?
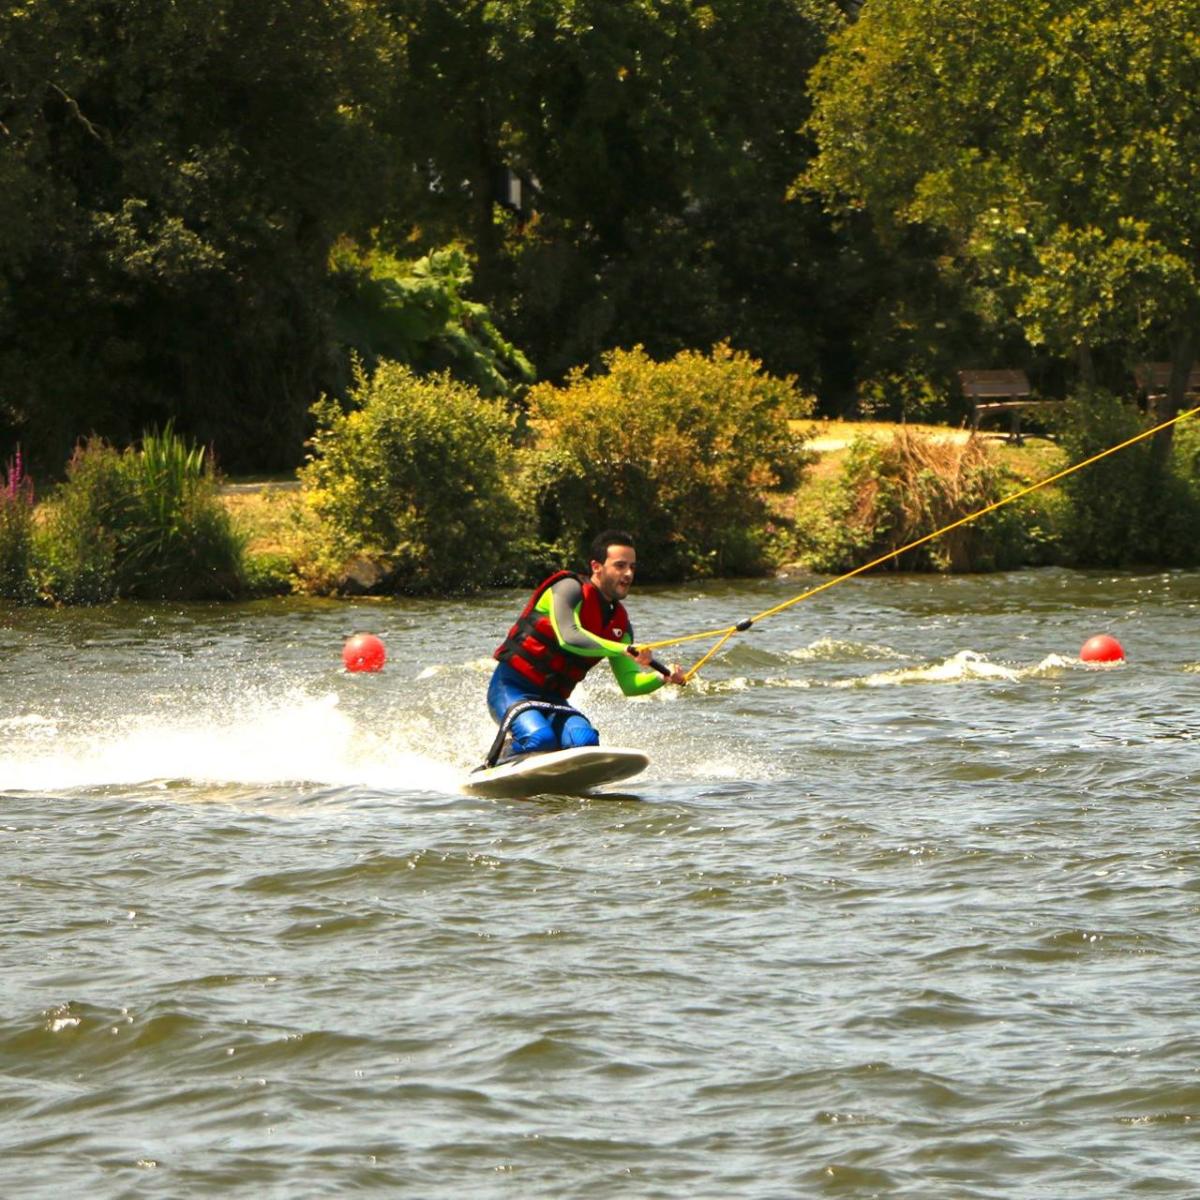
[629,646,686,685]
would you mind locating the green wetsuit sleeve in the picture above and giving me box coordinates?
[542,578,664,696]
[609,649,665,696]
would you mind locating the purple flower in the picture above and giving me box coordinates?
[4,446,33,505]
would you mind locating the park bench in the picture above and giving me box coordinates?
[1133,362,1200,417]
[957,369,1059,443]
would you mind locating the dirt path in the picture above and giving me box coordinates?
[803,424,974,453]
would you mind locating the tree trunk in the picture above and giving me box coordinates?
[470,99,503,302]
[1076,342,1096,386]
[1150,329,1196,468]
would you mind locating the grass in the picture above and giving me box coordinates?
[220,483,306,557]
[791,418,1065,488]
[794,417,972,443]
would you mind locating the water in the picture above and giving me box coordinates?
[2,570,1198,1198]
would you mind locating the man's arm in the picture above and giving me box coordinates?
[545,577,665,695]
[546,577,630,659]
[609,648,666,696]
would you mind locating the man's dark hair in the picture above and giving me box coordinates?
[589,530,636,566]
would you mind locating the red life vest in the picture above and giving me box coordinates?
[494,570,631,698]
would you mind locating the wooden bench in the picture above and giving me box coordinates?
[957,369,1059,443]
[1134,362,1200,417]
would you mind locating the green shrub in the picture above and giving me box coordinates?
[34,441,122,603]
[1058,389,1200,566]
[792,430,1030,573]
[299,361,530,593]
[527,343,813,580]
[1012,484,1069,567]
[242,551,295,597]
[1172,407,1200,479]
[0,449,36,602]
[35,429,246,602]
[856,368,951,425]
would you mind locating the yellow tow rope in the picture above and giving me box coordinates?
[640,404,1200,680]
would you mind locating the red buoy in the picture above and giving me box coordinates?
[1080,634,1124,664]
[342,632,386,672]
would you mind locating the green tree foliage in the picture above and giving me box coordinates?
[0,0,396,472]
[300,362,529,594]
[804,0,1200,419]
[527,344,813,580]
[1057,391,1200,567]
[383,0,847,385]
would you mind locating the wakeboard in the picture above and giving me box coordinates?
[464,746,649,799]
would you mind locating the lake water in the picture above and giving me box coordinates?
[2,569,1199,1198]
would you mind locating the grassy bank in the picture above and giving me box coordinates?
[221,482,305,559]
[794,419,1065,482]
[220,421,1071,588]
[10,406,1188,606]
[785,423,1068,573]
[9,333,1198,606]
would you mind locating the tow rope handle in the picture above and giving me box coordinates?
[626,646,671,677]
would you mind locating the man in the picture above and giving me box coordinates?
[487,530,686,759]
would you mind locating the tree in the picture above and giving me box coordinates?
[0,0,397,471]
[804,0,1200,442]
[382,0,846,384]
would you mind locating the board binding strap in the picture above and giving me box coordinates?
[466,697,649,798]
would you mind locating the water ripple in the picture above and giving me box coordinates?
[3,576,1200,1197]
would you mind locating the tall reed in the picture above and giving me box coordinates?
[793,430,1030,573]
[0,447,36,601]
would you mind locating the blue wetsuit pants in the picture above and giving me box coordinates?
[487,662,600,755]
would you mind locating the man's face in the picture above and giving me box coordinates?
[590,544,637,602]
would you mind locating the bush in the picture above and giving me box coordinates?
[856,368,951,424]
[34,441,122,603]
[299,361,530,593]
[792,429,1030,573]
[1172,408,1200,479]
[35,429,246,602]
[0,449,36,602]
[1058,389,1200,566]
[241,551,295,597]
[527,343,813,580]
